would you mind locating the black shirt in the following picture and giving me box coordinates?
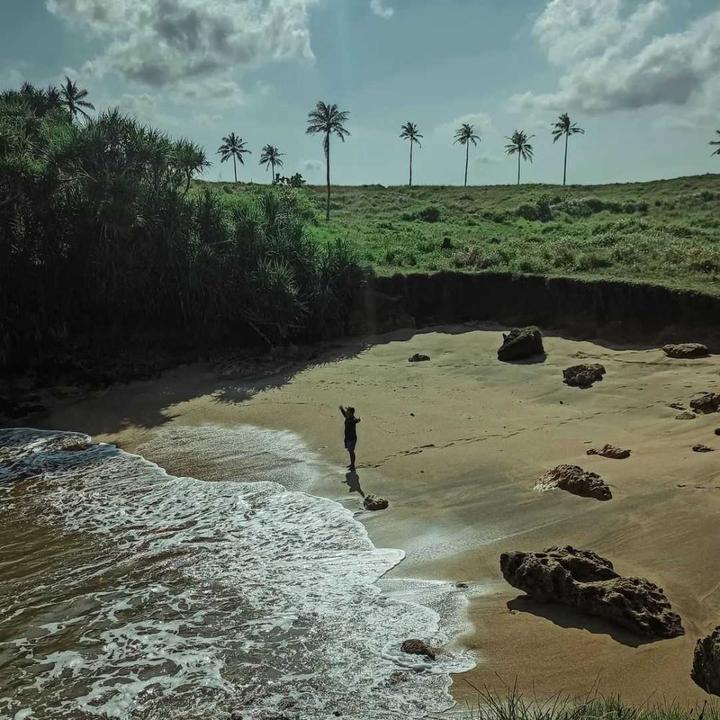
[344,417,359,442]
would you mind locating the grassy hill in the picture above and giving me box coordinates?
[200,174,720,295]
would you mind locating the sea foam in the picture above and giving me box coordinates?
[0,426,474,719]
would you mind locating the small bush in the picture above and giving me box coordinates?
[536,195,553,222]
[418,205,441,223]
[575,251,612,272]
[516,203,539,221]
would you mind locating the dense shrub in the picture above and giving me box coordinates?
[417,205,441,223]
[0,83,366,368]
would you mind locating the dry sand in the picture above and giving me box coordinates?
[38,324,720,708]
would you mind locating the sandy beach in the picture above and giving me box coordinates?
[37,324,720,709]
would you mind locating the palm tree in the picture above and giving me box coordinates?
[217,132,251,183]
[552,113,584,186]
[259,144,285,182]
[453,123,480,187]
[399,122,422,187]
[711,131,720,157]
[60,76,94,121]
[306,101,350,220]
[505,130,535,185]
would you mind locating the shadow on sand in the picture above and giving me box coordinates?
[32,321,667,438]
[507,596,661,648]
[343,469,365,498]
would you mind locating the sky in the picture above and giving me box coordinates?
[2,0,719,186]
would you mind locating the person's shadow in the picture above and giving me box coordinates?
[344,470,365,498]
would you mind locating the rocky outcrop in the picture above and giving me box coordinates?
[663,343,709,359]
[692,627,720,696]
[408,353,430,363]
[400,639,435,661]
[676,411,696,420]
[500,546,684,639]
[587,444,631,460]
[693,444,715,453]
[563,364,606,388]
[535,465,612,501]
[690,393,720,414]
[363,494,389,511]
[497,327,544,362]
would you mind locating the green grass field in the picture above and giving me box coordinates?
[200,174,720,294]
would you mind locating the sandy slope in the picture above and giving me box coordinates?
[40,324,720,707]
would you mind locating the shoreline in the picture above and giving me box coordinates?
[26,323,720,709]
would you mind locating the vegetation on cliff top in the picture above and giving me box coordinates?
[289,175,720,294]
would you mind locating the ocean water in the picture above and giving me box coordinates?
[0,427,474,720]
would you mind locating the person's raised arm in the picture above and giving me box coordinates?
[339,405,347,418]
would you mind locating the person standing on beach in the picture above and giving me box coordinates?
[339,405,361,470]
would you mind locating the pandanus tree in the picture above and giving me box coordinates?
[453,123,480,187]
[306,101,350,220]
[399,121,422,187]
[711,131,720,157]
[259,144,285,182]
[505,130,535,185]
[60,76,95,121]
[552,113,584,186]
[217,132,251,183]
[173,139,210,192]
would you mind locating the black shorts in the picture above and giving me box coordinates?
[344,438,357,451]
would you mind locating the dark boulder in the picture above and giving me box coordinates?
[663,343,709,359]
[690,393,720,414]
[693,444,715,453]
[500,546,684,639]
[400,639,435,661]
[535,464,612,501]
[408,353,430,363]
[363,494,389,511]
[563,364,606,388]
[587,444,631,460]
[497,327,544,362]
[692,627,720,696]
[676,411,696,420]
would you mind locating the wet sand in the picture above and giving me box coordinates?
[38,324,720,707]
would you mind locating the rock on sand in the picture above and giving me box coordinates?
[497,327,544,362]
[408,353,430,363]
[563,364,606,388]
[587,444,631,460]
[535,464,612,501]
[363,494,389,511]
[500,546,684,639]
[663,343,710,359]
[692,626,720,696]
[690,393,720,414]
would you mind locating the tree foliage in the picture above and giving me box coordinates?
[306,101,350,219]
[0,83,365,369]
[711,130,720,157]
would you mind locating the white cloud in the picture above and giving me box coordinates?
[434,112,495,141]
[370,0,394,20]
[512,0,720,119]
[47,0,319,99]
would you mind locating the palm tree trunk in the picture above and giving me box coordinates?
[409,142,413,187]
[325,132,331,221]
[271,160,275,184]
[563,133,569,186]
[464,144,469,187]
[233,156,237,184]
[517,153,521,185]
